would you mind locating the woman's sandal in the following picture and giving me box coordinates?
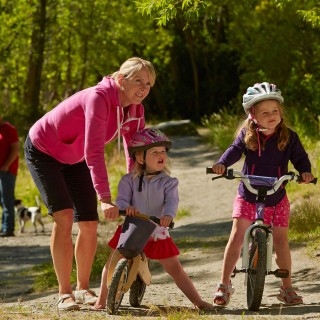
[213,283,235,307]
[277,286,303,305]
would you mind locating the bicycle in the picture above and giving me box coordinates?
[106,210,174,315]
[206,167,317,311]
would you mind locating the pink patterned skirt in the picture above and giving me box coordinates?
[233,194,290,227]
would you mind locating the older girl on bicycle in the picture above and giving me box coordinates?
[211,82,314,307]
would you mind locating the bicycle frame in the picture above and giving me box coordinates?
[107,249,151,291]
[242,221,273,274]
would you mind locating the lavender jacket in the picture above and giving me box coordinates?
[217,128,311,206]
[116,172,179,219]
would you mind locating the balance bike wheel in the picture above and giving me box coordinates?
[129,274,146,307]
[107,258,128,315]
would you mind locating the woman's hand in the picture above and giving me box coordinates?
[101,199,119,220]
[212,163,226,175]
[160,215,173,228]
[300,172,314,184]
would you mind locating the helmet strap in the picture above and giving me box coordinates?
[248,112,268,132]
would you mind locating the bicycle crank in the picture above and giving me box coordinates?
[268,268,289,278]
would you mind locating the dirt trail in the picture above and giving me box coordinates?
[0,134,320,319]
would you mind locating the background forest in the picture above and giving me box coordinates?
[1,0,320,138]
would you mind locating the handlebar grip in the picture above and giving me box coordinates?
[118,210,174,228]
[149,216,175,229]
[206,167,214,174]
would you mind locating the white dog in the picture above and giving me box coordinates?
[14,196,45,234]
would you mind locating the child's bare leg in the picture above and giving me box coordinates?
[273,227,292,286]
[159,256,215,310]
[92,250,114,310]
[273,226,302,304]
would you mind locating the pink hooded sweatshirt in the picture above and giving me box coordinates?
[29,76,145,200]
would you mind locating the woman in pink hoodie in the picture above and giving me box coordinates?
[24,57,156,311]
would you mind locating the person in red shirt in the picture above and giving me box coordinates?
[0,115,19,237]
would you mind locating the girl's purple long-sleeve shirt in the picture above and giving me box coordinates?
[116,172,179,219]
[29,77,145,200]
[217,128,311,206]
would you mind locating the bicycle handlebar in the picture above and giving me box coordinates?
[119,210,174,229]
[206,167,317,196]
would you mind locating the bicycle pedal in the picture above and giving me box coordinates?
[273,268,289,278]
[231,268,246,277]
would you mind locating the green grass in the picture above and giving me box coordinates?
[289,199,320,246]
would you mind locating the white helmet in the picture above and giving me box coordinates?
[242,82,284,114]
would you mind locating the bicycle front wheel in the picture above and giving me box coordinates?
[107,258,129,315]
[247,231,267,311]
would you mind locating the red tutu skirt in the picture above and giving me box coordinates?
[108,225,180,259]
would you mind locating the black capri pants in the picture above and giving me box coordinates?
[24,135,98,222]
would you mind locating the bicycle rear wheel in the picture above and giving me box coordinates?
[129,274,146,307]
[107,258,129,315]
[247,231,267,311]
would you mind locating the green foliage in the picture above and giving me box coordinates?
[285,111,320,179]
[297,1,320,29]
[176,208,191,220]
[201,107,242,152]
[2,0,320,127]
[135,0,213,27]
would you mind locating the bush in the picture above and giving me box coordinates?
[201,108,242,152]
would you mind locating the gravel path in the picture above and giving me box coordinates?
[0,134,319,319]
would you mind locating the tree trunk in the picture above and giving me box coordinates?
[23,0,47,124]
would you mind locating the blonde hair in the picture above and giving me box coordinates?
[131,150,171,178]
[111,57,156,87]
[236,100,290,151]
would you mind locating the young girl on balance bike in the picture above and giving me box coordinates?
[94,128,215,311]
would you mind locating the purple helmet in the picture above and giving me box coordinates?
[242,82,284,114]
[128,128,172,158]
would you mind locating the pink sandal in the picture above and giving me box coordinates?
[277,286,303,305]
[213,283,235,307]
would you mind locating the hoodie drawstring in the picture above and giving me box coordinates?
[117,106,121,153]
[256,127,262,157]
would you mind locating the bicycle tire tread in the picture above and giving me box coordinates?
[107,258,128,315]
[129,275,146,307]
[247,231,267,311]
